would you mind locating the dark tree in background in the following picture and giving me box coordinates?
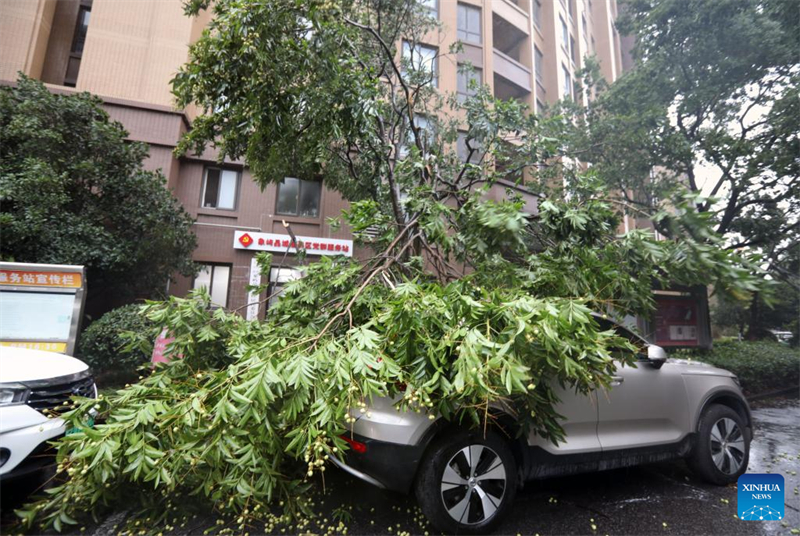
[561,0,800,337]
[0,76,197,314]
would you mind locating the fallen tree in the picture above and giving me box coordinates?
[17,0,769,532]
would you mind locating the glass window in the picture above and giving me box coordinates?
[560,17,569,51]
[420,0,438,19]
[64,6,91,86]
[400,115,435,157]
[595,317,647,353]
[268,267,304,309]
[534,46,544,84]
[64,57,81,87]
[193,264,231,308]
[402,42,438,88]
[71,6,91,55]
[570,35,577,64]
[536,98,546,114]
[533,0,542,29]
[457,132,482,164]
[457,65,481,103]
[582,14,588,39]
[202,168,239,210]
[457,4,481,44]
[562,64,572,99]
[276,177,321,217]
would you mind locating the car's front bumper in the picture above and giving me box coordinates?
[332,433,425,494]
[0,404,66,480]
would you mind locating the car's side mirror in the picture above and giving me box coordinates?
[647,344,668,369]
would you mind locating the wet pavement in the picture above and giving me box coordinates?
[2,398,799,535]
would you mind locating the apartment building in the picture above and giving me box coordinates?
[0,0,640,324]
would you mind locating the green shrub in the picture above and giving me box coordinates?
[696,340,800,395]
[78,304,156,383]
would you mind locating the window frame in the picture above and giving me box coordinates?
[570,35,577,64]
[533,0,542,30]
[192,263,232,308]
[200,166,241,211]
[64,4,91,87]
[401,41,439,88]
[562,63,572,100]
[457,65,482,103]
[420,0,438,19]
[400,114,436,158]
[267,267,304,309]
[457,132,483,164]
[457,3,482,45]
[275,176,322,218]
[534,46,544,84]
[560,17,570,52]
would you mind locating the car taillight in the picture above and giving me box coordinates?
[340,435,368,454]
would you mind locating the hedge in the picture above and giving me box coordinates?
[77,304,155,384]
[694,340,800,396]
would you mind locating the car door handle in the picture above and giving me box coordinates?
[610,376,624,386]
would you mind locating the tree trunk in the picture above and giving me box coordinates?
[745,291,762,340]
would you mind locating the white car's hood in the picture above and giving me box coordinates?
[0,346,89,384]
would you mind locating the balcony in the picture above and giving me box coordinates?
[493,49,532,98]
[491,1,531,100]
[492,0,530,36]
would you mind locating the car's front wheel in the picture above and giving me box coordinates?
[687,404,749,485]
[414,430,517,534]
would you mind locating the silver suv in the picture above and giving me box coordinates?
[333,319,751,534]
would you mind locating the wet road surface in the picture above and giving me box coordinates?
[2,398,799,535]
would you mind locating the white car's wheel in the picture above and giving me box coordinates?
[414,430,517,534]
[687,404,749,484]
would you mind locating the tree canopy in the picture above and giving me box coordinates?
[0,77,197,308]
[559,0,799,334]
[18,0,770,532]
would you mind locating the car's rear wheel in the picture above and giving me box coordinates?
[414,430,517,535]
[687,404,749,484]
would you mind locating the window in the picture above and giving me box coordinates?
[71,6,91,55]
[536,98,546,114]
[457,4,481,44]
[595,317,647,354]
[570,35,577,64]
[582,14,588,39]
[401,115,435,157]
[534,46,544,84]
[193,264,231,308]
[402,42,438,88]
[457,65,481,103]
[457,132,482,164]
[420,0,438,19]
[533,0,542,29]
[64,6,91,87]
[268,267,303,309]
[276,177,321,217]
[567,0,574,18]
[562,64,572,99]
[202,167,239,210]
[560,17,569,51]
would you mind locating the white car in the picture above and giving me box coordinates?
[0,347,96,480]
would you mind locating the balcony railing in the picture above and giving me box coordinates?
[493,0,530,34]
[493,49,532,93]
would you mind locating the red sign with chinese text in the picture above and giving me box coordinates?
[233,231,353,257]
[0,270,82,288]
